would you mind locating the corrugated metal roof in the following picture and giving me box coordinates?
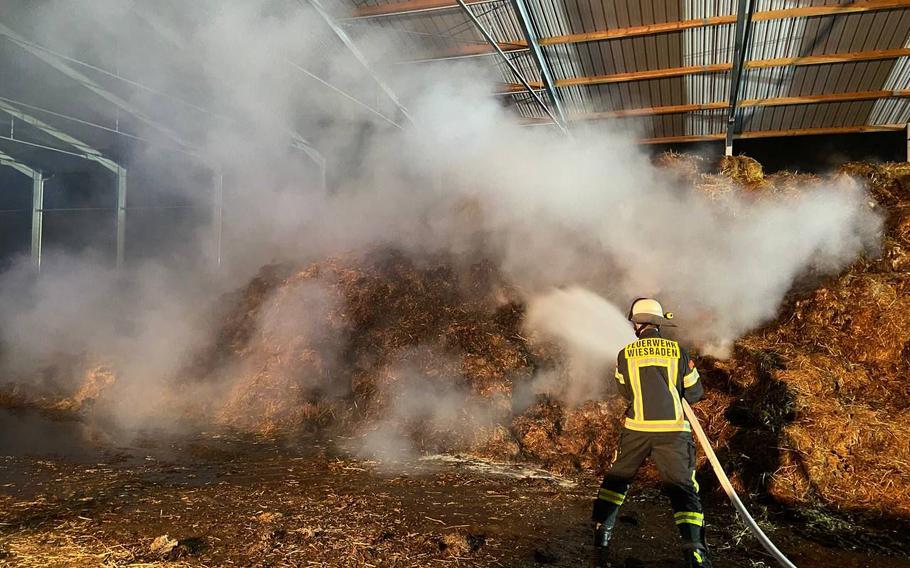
[870,32,910,125]
[336,0,910,140]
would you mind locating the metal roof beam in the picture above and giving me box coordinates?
[0,148,38,178]
[128,2,325,166]
[539,0,910,46]
[0,21,193,151]
[306,0,415,126]
[347,0,504,19]
[454,0,567,135]
[512,0,567,129]
[400,42,528,63]
[0,99,120,172]
[554,47,910,88]
[725,0,756,155]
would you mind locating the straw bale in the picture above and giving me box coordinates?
[719,155,765,186]
[653,151,706,183]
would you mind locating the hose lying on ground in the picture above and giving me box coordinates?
[682,399,798,568]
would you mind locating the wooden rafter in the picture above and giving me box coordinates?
[639,124,906,145]
[496,82,544,93]
[347,0,910,40]
[517,89,910,123]
[557,63,731,87]
[554,47,910,87]
[349,0,498,18]
[540,0,910,46]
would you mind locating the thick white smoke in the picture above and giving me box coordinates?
[0,0,882,441]
[524,287,636,405]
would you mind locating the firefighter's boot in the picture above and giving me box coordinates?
[592,522,612,548]
[682,545,712,568]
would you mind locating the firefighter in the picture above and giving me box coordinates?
[592,298,711,568]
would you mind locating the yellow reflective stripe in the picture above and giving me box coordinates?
[614,368,625,385]
[694,550,703,563]
[667,356,681,421]
[691,470,700,493]
[683,367,700,388]
[624,418,691,433]
[674,512,704,526]
[627,354,683,423]
[597,488,625,505]
[674,512,703,520]
[630,360,643,421]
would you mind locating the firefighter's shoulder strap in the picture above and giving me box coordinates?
[682,400,798,568]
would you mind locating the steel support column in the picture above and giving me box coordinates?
[0,101,131,268]
[725,0,755,156]
[0,149,43,271]
[455,0,567,135]
[512,0,568,130]
[116,166,127,270]
[212,169,224,268]
[31,171,45,271]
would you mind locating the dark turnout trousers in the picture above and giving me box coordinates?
[592,428,705,547]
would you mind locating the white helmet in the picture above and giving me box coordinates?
[628,298,676,327]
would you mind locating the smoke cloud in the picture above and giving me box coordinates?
[0,0,882,448]
[524,287,636,405]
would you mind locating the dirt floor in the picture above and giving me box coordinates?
[1,410,909,568]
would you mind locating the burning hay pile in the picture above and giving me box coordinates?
[200,249,624,467]
[3,153,910,522]
[200,155,910,514]
[692,158,910,517]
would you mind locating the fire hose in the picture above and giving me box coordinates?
[682,400,798,568]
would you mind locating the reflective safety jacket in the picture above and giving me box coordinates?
[613,328,703,433]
